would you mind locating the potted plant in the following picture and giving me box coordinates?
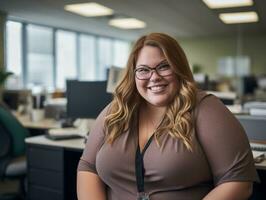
[192,64,202,74]
[0,68,13,102]
[0,68,13,85]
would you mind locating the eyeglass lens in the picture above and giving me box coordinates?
[135,60,172,80]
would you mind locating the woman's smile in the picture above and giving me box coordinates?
[148,84,168,93]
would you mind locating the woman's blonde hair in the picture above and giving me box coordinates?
[105,33,197,151]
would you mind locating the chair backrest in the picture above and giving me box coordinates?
[0,107,30,157]
[0,122,11,158]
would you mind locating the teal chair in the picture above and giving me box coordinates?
[0,105,30,200]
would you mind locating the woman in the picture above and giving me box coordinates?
[77,33,258,200]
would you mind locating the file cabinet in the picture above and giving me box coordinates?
[26,138,83,200]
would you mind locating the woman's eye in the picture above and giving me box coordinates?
[158,64,170,71]
[137,68,150,73]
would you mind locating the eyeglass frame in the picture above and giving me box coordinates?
[134,60,173,80]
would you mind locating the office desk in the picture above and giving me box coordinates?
[25,136,266,200]
[25,135,84,149]
[255,159,266,170]
[14,113,61,129]
[13,112,61,136]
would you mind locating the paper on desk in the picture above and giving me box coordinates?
[252,150,265,163]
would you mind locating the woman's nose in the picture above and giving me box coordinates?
[150,70,162,82]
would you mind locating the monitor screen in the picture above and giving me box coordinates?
[66,80,112,119]
[242,75,258,95]
[106,66,125,93]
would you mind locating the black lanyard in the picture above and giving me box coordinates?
[135,135,154,194]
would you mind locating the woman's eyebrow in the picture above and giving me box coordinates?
[136,59,168,68]
[136,64,149,68]
[156,59,168,66]
[160,59,168,63]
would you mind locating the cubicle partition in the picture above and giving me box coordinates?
[236,115,266,142]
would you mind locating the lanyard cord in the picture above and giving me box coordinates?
[135,135,154,193]
[135,145,144,192]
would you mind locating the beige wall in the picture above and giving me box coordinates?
[0,12,6,70]
[178,34,266,77]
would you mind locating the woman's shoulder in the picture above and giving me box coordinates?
[196,90,212,104]
[195,90,223,111]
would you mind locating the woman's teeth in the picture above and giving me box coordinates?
[149,85,166,92]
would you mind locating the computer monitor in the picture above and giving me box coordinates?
[257,76,266,89]
[236,115,266,141]
[106,66,125,93]
[242,75,258,95]
[66,80,112,119]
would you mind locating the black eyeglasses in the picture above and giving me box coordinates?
[134,61,173,80]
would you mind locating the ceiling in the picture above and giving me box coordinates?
[0,0,265,40]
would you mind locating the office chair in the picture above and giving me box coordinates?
[0,105,30,200]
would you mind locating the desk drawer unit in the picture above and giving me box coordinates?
[28,185,62,200]
[27,145,64,200]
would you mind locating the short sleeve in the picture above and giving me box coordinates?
[195,95,259,186]
[77,105,110,174]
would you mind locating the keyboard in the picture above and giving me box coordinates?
[250,143,266,152]
[48,128,79,136]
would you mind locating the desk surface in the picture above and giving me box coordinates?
[25,135,85,150]
[255,159,266,170]
[14,113,61,129]
[25,135,266,170]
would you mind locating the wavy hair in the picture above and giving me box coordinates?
[105,33,197,151]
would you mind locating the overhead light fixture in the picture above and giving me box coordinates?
[219,11,259,24]
[203,0,253,9]
[109,18,146,29]
[64,2,114,17]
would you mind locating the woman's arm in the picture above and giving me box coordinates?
[203,181,253,200]
[195,95,258,199]
[77,171,106,200]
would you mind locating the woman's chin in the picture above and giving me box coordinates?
[146,99,169,108]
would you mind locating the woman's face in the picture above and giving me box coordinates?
[135,46,179,108]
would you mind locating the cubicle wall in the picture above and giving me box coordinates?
[236,115,266,141]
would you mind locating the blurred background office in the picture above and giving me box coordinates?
[0,0,266,106]
[0,0,266,199]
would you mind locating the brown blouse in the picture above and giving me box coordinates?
[78,91,259,200]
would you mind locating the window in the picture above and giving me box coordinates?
[5,20,132,89]
[26,24,54,89]
[97,38,112,80]
[79,34,96,80]
[6,21,23,88]
[113,40,131,68]
[56,30,77,88]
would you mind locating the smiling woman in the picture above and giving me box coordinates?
[134,46,179,108]
[77,33,259,200]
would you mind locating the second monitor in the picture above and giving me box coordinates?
[66,80,113,119]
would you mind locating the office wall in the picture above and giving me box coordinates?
[0,12,6,70]
[179,34,266,77]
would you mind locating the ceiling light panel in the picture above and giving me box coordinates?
[203,0,253,9]
[109,18,146,29]
[219,11,259,24]
[64,2,114,17]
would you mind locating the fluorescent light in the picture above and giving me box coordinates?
[64,2,114,17]
[203,0,253,9]
[109,18,146,29]
[219,11,259,24]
